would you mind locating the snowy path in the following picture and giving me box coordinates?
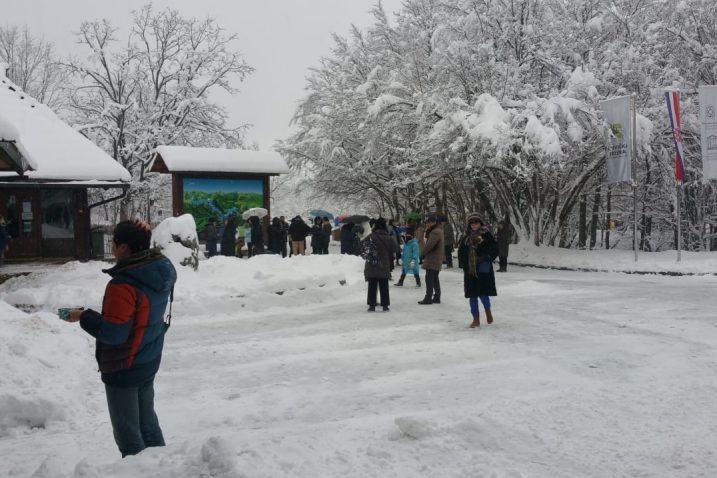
[2,260,717,477]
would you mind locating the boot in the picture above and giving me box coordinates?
[486,309,493,324]
[470,316,480,328]
[367,305,376,312]
[395,274,405,286]
[417,296,433,305]
[415,275,421,287]
[432,295,441,304]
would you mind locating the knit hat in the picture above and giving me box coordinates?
[425,214,440,223]
[467,212,483,225]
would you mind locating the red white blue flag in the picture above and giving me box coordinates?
[665,90,686,183]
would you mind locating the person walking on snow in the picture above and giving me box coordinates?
[457,214,498,328]
[67,220,177,457]
[418,215,444,305]
[364,217,398,312]
[395,229,421,287]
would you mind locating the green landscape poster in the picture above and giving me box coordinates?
[182,177,264,231]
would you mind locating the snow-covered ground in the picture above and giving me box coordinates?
[1,247,716,477]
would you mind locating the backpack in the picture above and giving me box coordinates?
[360,236,381,266]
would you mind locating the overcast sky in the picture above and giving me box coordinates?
[3,0,403,150]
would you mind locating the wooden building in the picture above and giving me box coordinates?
[0,67,130,261]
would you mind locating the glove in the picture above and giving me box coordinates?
[409,260,416,269]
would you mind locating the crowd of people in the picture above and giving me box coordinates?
[201,210,512,329]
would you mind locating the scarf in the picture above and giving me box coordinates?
[466,230,481,278]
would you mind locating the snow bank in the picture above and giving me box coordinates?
[0,300,94,439]
[509,242,717,275]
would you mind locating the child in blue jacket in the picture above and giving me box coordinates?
[395,230,421,287]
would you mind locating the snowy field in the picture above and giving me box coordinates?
[1,248,717,477]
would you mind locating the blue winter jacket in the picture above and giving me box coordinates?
[401,238,420,275]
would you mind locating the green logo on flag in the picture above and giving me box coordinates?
[610,123,624,139]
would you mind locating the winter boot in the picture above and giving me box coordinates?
[486,309,493,324]
[432,296,441,304]
[367,305,376,312]
[417,296,433,305]
[415,275,421,287]
[470,316,480,328]
[382,306,390,312]
[395,274,405,286]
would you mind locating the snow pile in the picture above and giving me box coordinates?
[152,214,199,269]
[0,301,94,438]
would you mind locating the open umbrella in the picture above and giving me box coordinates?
[343,214,370,224]
[241,207,268,220]
[309,209,334,220]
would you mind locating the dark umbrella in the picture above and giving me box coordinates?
[343,214,370,224]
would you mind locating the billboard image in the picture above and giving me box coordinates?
[182,177,264,231]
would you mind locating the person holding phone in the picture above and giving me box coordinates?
[457,214,498,328]
[67,219,177,457]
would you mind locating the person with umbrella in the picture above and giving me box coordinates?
[310,217,324,255]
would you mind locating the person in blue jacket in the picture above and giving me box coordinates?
[68,219,177,457]
[394,229,421,287]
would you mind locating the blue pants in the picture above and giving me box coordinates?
[105,378,165,457]
[469,296,491,316]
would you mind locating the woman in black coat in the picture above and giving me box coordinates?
[220,216,238,257]
[364,218,398,312]
[457,214,498,328]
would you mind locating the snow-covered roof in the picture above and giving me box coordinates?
[0,69,130,182]
[149,146,289,175]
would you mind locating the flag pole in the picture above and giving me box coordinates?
[677,182,682,262]
[631,93,638,262]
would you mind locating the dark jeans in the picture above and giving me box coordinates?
[444,245,454,267]
[367,278,390,306]
[105,378,165,457]
[425,269,441,300]
[498,256,508,271]
[207,240,217,257]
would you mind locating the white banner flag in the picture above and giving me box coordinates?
[601,96,633,184]
[699,86,717,180]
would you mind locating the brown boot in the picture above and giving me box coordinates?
[469,316,480,328]
[486,309,493,324]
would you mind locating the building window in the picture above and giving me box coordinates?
[41,190,74,239]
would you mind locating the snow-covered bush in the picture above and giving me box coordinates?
[152,214,199,270]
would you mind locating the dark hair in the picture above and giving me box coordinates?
[113,220,152,253]
[374,217,387,231]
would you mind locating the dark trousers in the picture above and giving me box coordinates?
[425,269,441,300]
[367,278,390,306]
[105,378,165,457]
[444,245,454,267]
[206,240,217,257]
[498,256,508,271]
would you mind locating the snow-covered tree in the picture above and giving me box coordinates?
[0,25,64,109]
[283,0,717,251]
[65,5,254,220]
